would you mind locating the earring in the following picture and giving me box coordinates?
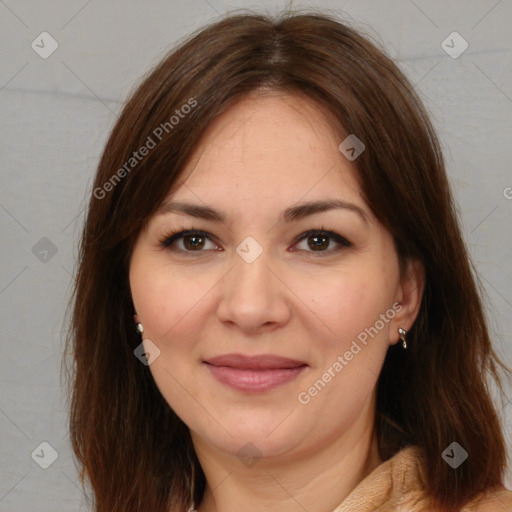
[136,323,144,335]
[398,327,407,349]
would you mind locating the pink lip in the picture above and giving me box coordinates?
[203,353,308,392]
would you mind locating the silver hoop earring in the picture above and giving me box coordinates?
[398,327,407,349]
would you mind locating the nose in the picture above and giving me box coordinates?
[216,245,292,334]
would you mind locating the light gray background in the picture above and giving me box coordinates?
[1,1,511,510]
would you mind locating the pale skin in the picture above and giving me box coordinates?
[129,91,425,512]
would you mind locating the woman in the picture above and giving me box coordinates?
[65,10,512,512]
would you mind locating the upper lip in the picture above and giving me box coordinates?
[203,353,308,370]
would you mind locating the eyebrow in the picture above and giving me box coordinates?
[156,199,369,225]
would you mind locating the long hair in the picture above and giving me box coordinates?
[64,10,510,512]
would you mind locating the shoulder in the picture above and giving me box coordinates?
[388,446,512,512]
[333,445,512,512]
[461,486,512,511]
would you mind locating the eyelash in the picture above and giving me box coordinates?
[158,225,352,256]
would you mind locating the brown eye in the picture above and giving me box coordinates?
[160,229,220,253]
[307,233,330,251]
[183,234,206,250]
[293,230,352,254]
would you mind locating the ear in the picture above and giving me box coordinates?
[133,313,140,324]
[388,258,425,346]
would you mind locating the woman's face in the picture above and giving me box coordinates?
[129,92,422,462]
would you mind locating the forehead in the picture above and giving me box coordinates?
[171,92,364,206]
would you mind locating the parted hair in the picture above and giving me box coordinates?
[64,10,510,512]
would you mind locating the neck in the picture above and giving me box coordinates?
[193,397,382,512]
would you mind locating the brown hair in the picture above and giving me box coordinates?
[64,10,510,512]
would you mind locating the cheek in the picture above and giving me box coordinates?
[294,268,391,350]
[130,258,209,418]
[294,272,393,423]
[130,259,216,341]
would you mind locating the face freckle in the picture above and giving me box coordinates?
[129,92,412,462]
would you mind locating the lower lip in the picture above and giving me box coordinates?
[204,363,307,392]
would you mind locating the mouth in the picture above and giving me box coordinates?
[202,353,308,392]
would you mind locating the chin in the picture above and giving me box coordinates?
[191,416,308,462]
